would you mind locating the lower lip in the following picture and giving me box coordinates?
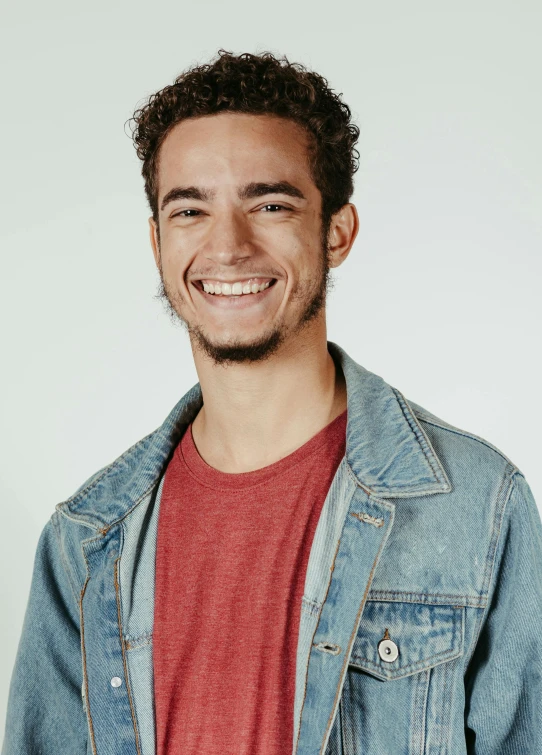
[192,282,277,309]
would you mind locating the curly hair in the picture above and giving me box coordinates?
[129,50,360,238]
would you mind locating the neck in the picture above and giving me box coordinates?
[189,323,347,473]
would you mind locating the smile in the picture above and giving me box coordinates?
[195,278,277,296]
[191,277,278,309]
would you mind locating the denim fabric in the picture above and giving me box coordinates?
[3,341,542,754]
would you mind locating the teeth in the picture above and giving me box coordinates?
[201,280,273,296]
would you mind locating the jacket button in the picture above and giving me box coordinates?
[378,638,399,663]
[111,676,123,688]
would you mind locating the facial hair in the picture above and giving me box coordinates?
[155,234,334,366]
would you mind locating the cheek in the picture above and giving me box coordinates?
[159,236,192,276]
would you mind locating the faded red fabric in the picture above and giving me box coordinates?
[153,409,347,755]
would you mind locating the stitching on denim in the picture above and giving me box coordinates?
[366,591,486,607]
[350,643,462,677]
[413,410,518,471]
[350,511,384,527]
[79,574,98,755]
[463,466,516,670]
[114,557,143,755]
[51,512,80,608]
[125,635,153,651]
[344,464,397,511]
[344,459,444,499]
[319,509,395,755]
[294,532,343,755]
[419,668,430,754]
[66,432,156,507]
[480,465,514,597]
[124,630,153,643]
[338,690,346,754]
[441,653,454,754]
[59,467,166,534]
[407,664,428,754]
[392,387,450,487]
[350,603,465,678]
[55,507,103,531]
[301,596,322,617]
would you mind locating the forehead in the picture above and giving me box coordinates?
[156,112,314,196]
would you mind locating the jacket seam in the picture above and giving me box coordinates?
[55,507,102,531]
[114,547,143,755]
[79,572,98,755]
[350,645,461,678]
[413,410,518,471]
[51,511,80,609]
[57,471,165,534]
[462,464,517,670]
[61,430,156,508]
[365,591,486,607]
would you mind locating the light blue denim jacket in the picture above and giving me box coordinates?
[3,341,542,754]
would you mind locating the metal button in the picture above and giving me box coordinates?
[378,638,399,663]
[110,676,123,688]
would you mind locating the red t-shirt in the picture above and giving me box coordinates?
[153,409,347,755]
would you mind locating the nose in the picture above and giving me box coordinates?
[204,208,255,266]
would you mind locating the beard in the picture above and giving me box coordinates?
[155,230,334,366]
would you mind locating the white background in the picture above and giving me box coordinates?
[1,0,541,740]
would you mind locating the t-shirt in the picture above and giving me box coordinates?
[153,409,347,755]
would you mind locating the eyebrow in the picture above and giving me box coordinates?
[160,181,306,211]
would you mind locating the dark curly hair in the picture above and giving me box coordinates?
[129,50,360,241]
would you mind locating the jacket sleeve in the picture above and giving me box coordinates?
[464,470,542,753]
[2,512,88,754]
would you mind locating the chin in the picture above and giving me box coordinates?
[191,328,285,365]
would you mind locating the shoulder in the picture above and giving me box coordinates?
[404,393,521,482]
[54,427,162,531]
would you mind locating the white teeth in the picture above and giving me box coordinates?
[201,279,274,296]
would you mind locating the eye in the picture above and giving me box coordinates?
[260,204,288,212]
[171,209,201,218]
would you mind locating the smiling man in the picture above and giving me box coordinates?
[3,51,542,755]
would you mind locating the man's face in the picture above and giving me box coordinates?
[150,112,333,365]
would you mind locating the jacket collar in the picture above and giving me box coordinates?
[56,341,450,531]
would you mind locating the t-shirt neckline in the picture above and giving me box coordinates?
[177,409,347,490]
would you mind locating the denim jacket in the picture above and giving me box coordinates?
[3,341,542,755]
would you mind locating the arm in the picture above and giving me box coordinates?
[465,470,542,753]
[2,513,88,754]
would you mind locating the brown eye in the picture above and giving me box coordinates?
[261,204,286,212]
[172,209,201,218]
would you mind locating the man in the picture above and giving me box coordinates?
[3,50,542,755]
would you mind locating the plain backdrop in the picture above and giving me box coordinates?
[1,0,541,740]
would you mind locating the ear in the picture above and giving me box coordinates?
[149,217,161,272]
[327,204,359,269]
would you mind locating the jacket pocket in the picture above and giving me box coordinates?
[338,600,464,755]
